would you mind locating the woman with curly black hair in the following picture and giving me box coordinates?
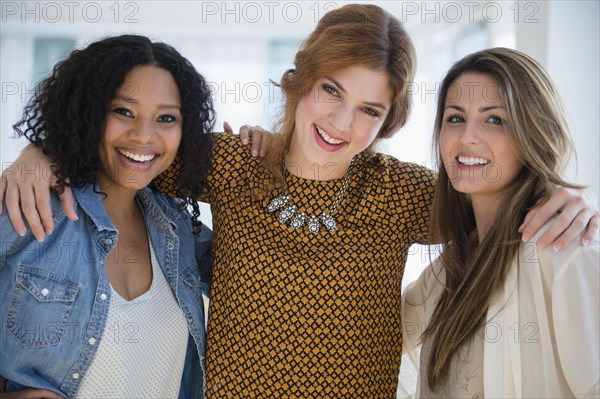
[0,35,214,398]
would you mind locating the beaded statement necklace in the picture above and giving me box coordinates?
[266,158,355,233]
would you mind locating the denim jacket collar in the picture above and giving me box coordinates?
[72,184,115,232]
[72,184,187,233]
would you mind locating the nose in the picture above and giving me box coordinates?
[330,103,353,134]
[460,120,480,144]
[128,116,154,144]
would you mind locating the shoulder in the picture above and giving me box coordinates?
[1,190,66,235]
[368,153,437,189]
[523,217,599,276]
[404,257,445,301]
[1,190,76,257]
[212,132,251,162]
[139,187,190,222]
[209,132,254,176]
[362,153,436,216]
[208,132,263,197]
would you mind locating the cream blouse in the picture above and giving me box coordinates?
[401,221,599,398]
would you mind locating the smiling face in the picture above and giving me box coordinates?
[287,65,392,180]
[98,65,182,195]
[440,73,523,203]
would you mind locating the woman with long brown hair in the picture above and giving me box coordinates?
[402,48,599,398]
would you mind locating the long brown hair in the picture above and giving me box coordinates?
[264,4,416,183]
[425,48,584,389]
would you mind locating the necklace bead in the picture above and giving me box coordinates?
[266,158,355,233]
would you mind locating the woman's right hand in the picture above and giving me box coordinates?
[0,144,77,242]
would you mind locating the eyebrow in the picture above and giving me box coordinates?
[114,94,181,110]
[324,76,389,111]
[445,105,505,112]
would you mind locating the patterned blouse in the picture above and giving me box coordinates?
[154,133,436,398]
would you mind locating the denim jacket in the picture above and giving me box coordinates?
[0,185,211,398]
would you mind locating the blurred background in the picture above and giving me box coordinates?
[3,0,598,278]
[2,0,599,280]
[1,1,598,396]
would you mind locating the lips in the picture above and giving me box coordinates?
[117,148,158,164]
[315,124,344,145]
[457,155,490,166]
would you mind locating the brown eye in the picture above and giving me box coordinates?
[446,115,463,123]
[158,114,177,123]
[322,84,339,97]
[362,107,379,117]
[487,116,504,125]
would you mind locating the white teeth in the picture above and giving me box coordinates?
[118,149,157,163]
[316,125,344,145]
[458,156,490,166]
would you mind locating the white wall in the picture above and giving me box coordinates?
[515,0,599,199]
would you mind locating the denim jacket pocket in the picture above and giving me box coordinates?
[5,266,80,348]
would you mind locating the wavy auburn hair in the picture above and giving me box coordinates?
[264,4,416,182]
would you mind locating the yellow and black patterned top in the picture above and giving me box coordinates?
[154,133,436,398]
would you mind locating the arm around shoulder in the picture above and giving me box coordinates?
[387,158,437,245]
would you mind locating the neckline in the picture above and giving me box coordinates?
[110,235,157,304]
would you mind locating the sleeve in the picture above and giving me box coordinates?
[0,211,23,269]
[194,223,213,296]
[548,241,600,398]
[387,158,437,245]
[151,132,251,204]
[1,194,66,268]
[401,260,440,353]
[399,260,442,398]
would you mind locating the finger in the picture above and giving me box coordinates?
[19,184,46,242]
[521,192,569,242]
[59,186,78,221]
[518,209,534,233]
[259,131,272,158]
[581,214,599,247]
[239,124,251,145]
[4,180,27,237]
[223,121,233,134]
[535,205,588,250]
[249,126,264,157]
[33,182,55,235]
[0,163,20,215]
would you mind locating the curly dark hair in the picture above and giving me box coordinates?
[13,34,214,234]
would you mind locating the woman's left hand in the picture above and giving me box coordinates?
[519,187,599,250]
[226,122,274,157]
